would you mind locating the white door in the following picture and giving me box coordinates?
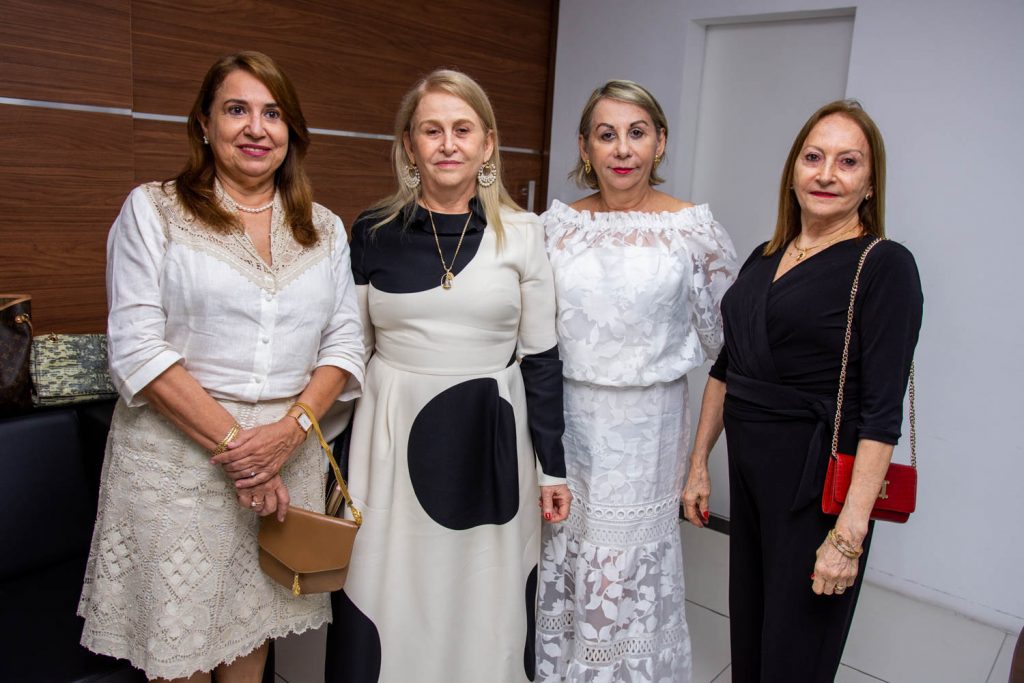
[687,14,854,518]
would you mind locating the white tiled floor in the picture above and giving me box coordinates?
[679,522,1016,683]
[274,523,1019,682]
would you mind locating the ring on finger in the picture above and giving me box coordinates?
[249,471,257,479]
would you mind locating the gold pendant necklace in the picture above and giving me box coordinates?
[790,224,861,261]
[428,208,472,290]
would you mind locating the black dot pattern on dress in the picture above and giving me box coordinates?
[326,590,381,682]
[408,378,519,530]
[524,564,538,681]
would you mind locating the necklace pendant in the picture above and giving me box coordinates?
[441,271,454,290]
[795,250,805,261]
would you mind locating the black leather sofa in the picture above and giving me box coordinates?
[0,401,275,683]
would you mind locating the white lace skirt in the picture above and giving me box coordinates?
[78,399,331,680]
[537,377,692,683]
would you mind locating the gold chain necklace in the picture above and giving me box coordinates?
[427,208,473,290]
[790,224,861,261]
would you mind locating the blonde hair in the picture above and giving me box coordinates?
[571,80,669,189]
[172,51,317,246]
[370,69,521,246]
[765,99,887,255]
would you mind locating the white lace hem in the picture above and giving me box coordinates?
[81,612,330,680]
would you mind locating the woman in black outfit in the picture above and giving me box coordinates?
[681,100,923,681]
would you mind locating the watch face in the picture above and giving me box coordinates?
[297,413,313,432]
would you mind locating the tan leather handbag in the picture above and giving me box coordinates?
[258,403,362,596]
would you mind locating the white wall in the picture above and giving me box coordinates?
[548,0,1024,634]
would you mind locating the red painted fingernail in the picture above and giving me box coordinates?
[702,511,710,521]
[544,512,552,521]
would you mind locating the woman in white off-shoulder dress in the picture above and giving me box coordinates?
[537,81,737,683]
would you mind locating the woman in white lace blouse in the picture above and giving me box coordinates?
[536,80,737,683]
[77,52,363,682]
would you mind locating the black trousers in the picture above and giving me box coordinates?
[726,413,872,683]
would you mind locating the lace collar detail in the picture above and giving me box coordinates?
[545,198,715,233]
[143,181,336,293]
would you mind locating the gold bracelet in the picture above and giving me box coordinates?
[827,528,863,559]
[212,423,241,455]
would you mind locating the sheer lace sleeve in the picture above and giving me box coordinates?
[688,217,738,358]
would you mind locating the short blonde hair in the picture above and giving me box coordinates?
[370,69,520,245]
[571,80,669,189]
[765,99,887,255]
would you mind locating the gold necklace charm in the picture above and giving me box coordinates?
[790,224,861,262]
[428,207,472,291]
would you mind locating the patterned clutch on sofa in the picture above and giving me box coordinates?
[31,333,117,406]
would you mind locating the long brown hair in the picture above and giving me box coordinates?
[765,99,887,255]
[171,51,317,246]
[369,69,520,247]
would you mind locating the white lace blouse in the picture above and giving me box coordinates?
[106,183,364,407]
[542,199,738,387]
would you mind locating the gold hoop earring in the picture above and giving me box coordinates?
[583,159,591,175]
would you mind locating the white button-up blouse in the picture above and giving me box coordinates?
[106,182,364,407]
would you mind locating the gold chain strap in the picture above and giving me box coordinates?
[292,402,363,526]
[830,238,917,468]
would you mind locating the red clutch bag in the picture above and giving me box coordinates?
[820,239,918,524]
[822,453,917,523]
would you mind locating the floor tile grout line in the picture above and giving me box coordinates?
[275,672,291,683]
[709,662,731,682]
[984,633,1011,683]
[685,596,730,620]
[840,663,889,682]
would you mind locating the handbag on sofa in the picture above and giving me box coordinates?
[31,333,117,406]
[821,238,918,523]
[0,294,34,414]
[258,403,362,596]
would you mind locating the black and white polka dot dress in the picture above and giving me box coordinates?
[325,200,566,683]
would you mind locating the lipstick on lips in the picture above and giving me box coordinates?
[239,145,270,157]
[612,167,633,175]
[810,191,838,197]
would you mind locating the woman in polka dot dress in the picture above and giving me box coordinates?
[324,70,571,683]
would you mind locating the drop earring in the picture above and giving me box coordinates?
[402,163,421,189]
[203,134,209,145]
[583,159,591,175]
[477,161,497,188]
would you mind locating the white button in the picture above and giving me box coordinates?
[251,376,259,383]
[264,291,273,302]
[261,336,270,344]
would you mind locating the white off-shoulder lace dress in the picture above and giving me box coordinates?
[537,200,737,683]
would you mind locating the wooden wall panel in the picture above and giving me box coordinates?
[0,0,556,333]
[0,0,131,107]
[0,106,134,332]
[304,136,403,227]
[130,0,553,151]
